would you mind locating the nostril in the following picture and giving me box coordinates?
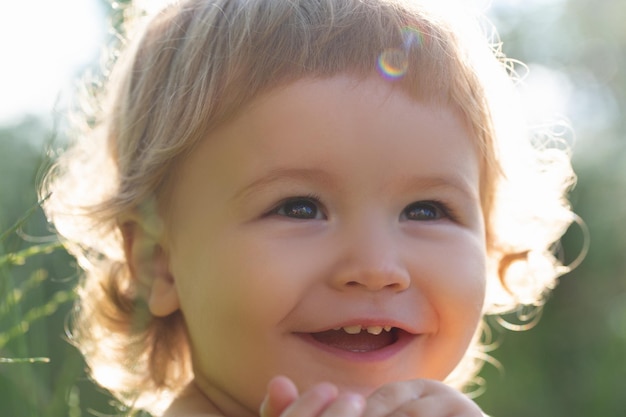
[342,277,409,292]
[332,259,411,292]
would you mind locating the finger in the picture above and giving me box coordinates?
[363,380,426,417]
[365,380,483,417]
[390,394,483,417]
[260,376,300,417]
[279,382,339,417]
[319,393,366,417]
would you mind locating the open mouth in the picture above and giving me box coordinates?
[310,325,400,353]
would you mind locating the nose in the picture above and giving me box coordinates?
[329,222,411,293]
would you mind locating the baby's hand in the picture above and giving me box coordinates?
[364,380,483,417]
[259,377,482,417]
[260,376,365,417]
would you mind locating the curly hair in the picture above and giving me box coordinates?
[41,0,577,413]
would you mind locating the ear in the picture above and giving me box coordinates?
[120,219,180,317]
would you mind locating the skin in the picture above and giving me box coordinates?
[136,75,487,417]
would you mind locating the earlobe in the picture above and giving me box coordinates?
[120,220,180,317]
[148,246,181,317]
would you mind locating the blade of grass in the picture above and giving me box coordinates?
[0,196,49,243]
[0,357,50,363]
[0,290,74,349]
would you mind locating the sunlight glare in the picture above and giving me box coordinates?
[0,0,104,122]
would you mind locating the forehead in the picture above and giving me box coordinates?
[247,76,472,159]
[171,75,480,204]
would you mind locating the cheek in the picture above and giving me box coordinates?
[422,235,487,322]
[171,231,319,330]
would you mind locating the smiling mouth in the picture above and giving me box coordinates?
[310,326,400,353]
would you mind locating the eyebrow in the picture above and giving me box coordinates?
[231,167,335,201]
[231,167,479,203]
[395,174,479,201]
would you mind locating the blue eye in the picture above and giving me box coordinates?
[401,201,446,221]
[274,197,324,220]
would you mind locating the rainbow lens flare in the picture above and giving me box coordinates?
[377,26,423,80]
[377,49,409,79]
[401,26,424,50]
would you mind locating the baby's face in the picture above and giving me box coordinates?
[161,75,486,415]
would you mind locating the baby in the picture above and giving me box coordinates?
[41,0,577,416]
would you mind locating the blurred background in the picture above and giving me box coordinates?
[0,0,624,416]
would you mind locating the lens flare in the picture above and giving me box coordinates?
[376,26,423,80]
[401,26,424,49]
[377,49,409,79]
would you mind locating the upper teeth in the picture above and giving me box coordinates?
[333,325,393,335]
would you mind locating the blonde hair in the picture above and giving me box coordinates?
[42,0,577,413]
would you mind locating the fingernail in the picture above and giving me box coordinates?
[342,393,366,411]
[316,382,339,399]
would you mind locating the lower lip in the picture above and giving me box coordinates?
[295,330,417,363]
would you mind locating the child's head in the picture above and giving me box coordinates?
[42,0,576,414]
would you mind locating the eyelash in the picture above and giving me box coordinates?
[268,196,456,222]
[269,194,326,220]
[400,200,456,222]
